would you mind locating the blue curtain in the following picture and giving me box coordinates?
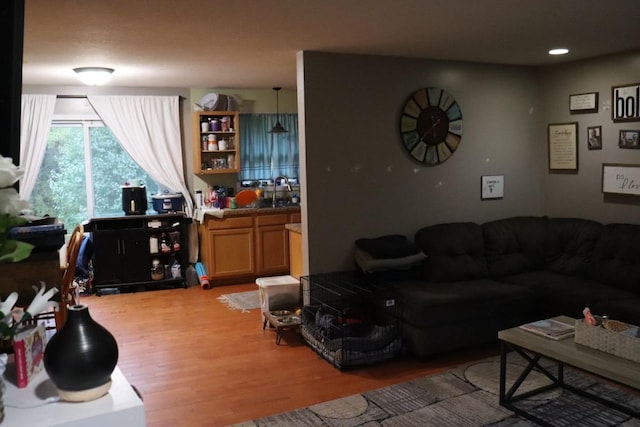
[239,113,299,181]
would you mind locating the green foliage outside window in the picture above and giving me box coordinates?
[29,124,159,228]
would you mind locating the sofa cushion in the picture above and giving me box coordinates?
[502,270,635,320]
[590,223,640,294]
[394,279,536,328]
[482,216,552,278]
[414,222,487,282]
[547,218,603,276]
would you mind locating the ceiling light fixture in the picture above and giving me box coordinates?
[73,67,115,86]
[269,87,288,134]
[548,48,569,56]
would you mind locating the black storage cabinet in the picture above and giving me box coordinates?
[84,213,191,295]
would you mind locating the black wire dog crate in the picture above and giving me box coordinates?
[300,271,402,369]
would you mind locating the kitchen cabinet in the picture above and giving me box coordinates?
[255,214,289,275]
[193,111,240,175]
[85,214,191,294]
[92,228,149,284]
[201,216,255,279]
[287,223,303,279]
[198,208,301,284]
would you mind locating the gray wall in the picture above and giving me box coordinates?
[298,51,543,273]
[538,51,640,222]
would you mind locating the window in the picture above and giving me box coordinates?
[239,113,299,181]
[29,119,160,227]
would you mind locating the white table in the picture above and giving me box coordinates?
[3,366,145,427]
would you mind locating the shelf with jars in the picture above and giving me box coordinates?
[193,111,240,175]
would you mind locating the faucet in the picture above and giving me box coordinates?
[272,176,292,207]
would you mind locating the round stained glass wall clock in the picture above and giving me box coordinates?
[399,87,464,165]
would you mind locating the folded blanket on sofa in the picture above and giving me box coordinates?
[355,247,427,273]
[355,234,421,259]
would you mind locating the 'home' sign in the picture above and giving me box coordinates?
[613,83,640,122]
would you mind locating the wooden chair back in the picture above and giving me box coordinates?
[53,224,84,328]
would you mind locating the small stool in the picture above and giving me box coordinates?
[262,311,302,345]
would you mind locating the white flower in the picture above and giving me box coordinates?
[0,156,23,188]
[0,292,18,322]
[0,187,29,216]
[24,282,59,320]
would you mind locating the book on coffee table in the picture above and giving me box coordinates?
[520,318,575,340]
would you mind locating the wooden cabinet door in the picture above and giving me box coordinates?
[208,228,255,278]
[256,224,289,275]
[92,230,124,285]
[121,230,152,283]
[93,230,150,284]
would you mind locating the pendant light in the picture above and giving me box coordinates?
[269,87,288,133]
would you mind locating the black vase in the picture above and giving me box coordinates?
[44,304,119,402]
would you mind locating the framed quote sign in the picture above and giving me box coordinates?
[548,122,578,171]
[570,92,598,114]
[481,175,504,200]
[602,163,640,195]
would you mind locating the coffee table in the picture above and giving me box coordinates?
[498,315,640,426]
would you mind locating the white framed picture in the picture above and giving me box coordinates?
[481,175,504,200]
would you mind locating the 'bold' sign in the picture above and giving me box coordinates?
[613,83,640,122]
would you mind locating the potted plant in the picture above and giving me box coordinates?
[0,155,33,263]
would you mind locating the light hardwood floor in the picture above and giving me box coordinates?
[82,283,499,427]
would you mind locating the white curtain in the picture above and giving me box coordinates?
[87,95,194,216]
[19,94,57,200]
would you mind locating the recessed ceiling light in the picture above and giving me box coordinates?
[73,67,115,85]
[548,48,569,56]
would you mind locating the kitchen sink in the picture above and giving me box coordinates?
[254,199,299,208]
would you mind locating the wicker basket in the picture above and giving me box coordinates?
[574,319,640,363]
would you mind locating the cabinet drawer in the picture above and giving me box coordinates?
[207,216,253,230]
[256,214,288,227]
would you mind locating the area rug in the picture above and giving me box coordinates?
[217,290,261,313]
[231,355,640,426]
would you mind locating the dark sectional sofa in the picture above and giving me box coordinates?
[392,216,640,359]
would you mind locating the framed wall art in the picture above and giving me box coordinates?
[548,122,578,171]
[612,83,640,122]
[619,129,640,149]
[602,163,640,195]
[587,125,602,150]
[570,92,598,114]
[481,175,504,200]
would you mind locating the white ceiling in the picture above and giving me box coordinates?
[23,0,640,89]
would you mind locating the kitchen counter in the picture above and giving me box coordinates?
[194,205,300,222]
[225,205,300,217]
[285,222,302,233]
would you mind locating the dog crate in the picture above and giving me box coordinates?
[300,271,402,369]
